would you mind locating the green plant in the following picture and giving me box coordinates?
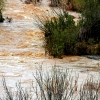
[36,10,78,57]
[74,41,87,55]
[50,0,60,7]
[49,0,85,11]
[24,0,41,5]
[94,43,100,55]
[78,0,100,42]
[69,0,85,11]
[74,38,100,55]
[36,0,100,56]
[0,0,5,22]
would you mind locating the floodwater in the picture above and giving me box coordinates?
[0,0,100,97]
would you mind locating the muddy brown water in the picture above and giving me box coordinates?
[0,0,100,97]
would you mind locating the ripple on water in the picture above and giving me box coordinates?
[0,21,39,32]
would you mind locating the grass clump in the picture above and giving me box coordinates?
[1,67,100,100]
[2,77,32,100]
[33,66,77,100]
[1,67,78,100]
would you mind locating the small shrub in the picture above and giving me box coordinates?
[33,66,77,100]
[74,41,87,55]
[95,43,100,55]
[0,10,4,22]
[1,67,78,100]
[24,0,41,5]
[1,67,100,100]
[36,10,79,57]
[79,78,99,100]
[78,0,100,42]
[69,0,85,11]
[74,39,100,55]
[0,0,5,22]
[50,0,60,7]
[49,0,85,11]
[2,77,32,100]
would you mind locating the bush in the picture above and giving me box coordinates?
[69,0,85,11]
[74,39,100,55]
[2,77,32,100]
[24,0,41,5]
[1,67,100,100]
[1,67,77,100]
[79,78,100,100]
[36,10,79,57]
[33,66,77,100]
[0,0,5,22]
[0,10,4,22]
[36,0,100,57]
[50,0,60,7]
[49,0,85,11]
[78,0,100,42]
[74,41,87,55]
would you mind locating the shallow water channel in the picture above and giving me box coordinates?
[0,0,100,97]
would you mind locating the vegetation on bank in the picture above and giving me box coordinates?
[1,0,100,57]
[1,67,100,100]
[49,0,85,11]
[24,0,41,5]
[23,0,85,11]
[36,0,100,57]
[37,11,79,57]
[0,0,5,22]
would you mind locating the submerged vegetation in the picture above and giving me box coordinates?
[1,67,100,100]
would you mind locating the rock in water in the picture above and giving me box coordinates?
[86,55,100,60]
